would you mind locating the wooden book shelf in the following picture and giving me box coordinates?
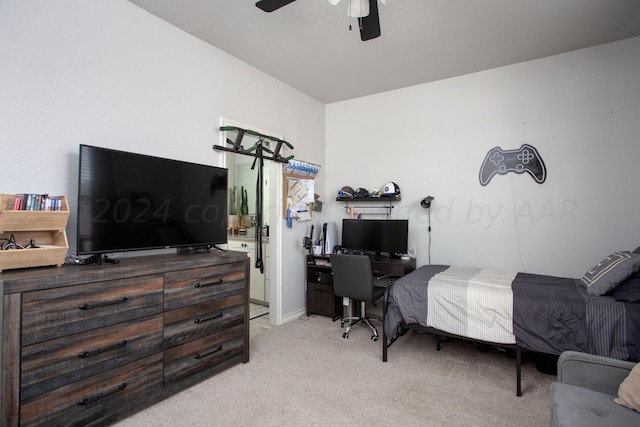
[0,194,70,271]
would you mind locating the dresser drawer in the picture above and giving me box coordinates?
[164,293,245,349]
[163,323,245,386]
[19,353,163,427]
[21,314,163,401]
[21,275,164,345]
[164,262,245,311]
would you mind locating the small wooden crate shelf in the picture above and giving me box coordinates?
[0,194,70,271]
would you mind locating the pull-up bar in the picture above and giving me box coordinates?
[214,125,295,275]
[214,126,294,163]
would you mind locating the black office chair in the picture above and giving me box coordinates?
[330,253,391,341]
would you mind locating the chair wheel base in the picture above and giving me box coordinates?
[372,335,378,341]
[343,333,349,339]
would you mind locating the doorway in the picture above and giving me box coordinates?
[219,118,283,326]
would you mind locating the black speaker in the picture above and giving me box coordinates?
[322,222,338,255]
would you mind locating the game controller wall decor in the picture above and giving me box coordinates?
[479,144,547,186]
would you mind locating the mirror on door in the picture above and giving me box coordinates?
[227,155,271,304]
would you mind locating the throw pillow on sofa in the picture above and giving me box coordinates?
[616,362,640,412]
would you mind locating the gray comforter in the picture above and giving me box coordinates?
[384,265,640,362]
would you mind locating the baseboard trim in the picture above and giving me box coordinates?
[281,308,308,324]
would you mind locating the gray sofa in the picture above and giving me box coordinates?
[551,351,639,426]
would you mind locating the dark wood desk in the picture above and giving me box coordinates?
[305,254,415,319]
[370,256,416,278]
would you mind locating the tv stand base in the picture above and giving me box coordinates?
[177,244,226,255]
[81,253,120,265]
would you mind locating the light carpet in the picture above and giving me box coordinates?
[116,315,554,426]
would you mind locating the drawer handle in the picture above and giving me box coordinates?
[79,296,128,310]
[194,312,223,324]
[77,382,127,406]
[78,340,128,358]
[194,345,223,360]
[194,279,223,288]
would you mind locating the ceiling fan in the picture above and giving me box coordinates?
[256,0,389,41]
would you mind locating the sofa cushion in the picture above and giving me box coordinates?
[581,251,640,296]
[616,362,640,412]
[551,382,639,426]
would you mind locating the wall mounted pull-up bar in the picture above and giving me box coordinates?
[214,125,296,274]
[214,126,294,163]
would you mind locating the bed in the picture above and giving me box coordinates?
[382,252,640,396]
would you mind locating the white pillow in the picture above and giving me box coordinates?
[615,362,640,412]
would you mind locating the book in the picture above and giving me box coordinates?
[13,194,24,210]
[12,194,61,211]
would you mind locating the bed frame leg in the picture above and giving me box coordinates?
[382,288,388,362]
[383,332,388,362]
[516,348,522,397]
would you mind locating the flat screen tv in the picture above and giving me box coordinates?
[341,219,409,257]
[77,144,228,256]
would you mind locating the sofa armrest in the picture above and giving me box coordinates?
[557,351,636,396]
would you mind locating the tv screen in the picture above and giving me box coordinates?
[77,144,228,255]
[341,219,408,256]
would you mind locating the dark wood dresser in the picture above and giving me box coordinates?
[0,251,249,426]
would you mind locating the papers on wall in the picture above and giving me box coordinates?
[284,176,315,220]
[295,208,311,221]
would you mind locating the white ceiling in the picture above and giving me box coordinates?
[127,0,640,104]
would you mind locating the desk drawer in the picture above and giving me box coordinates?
[164,293,245,349]
[163,323,245,386]
[370,257,416,277]
[164,262,245,311]
[20,353,163,427]
[21,275,164,345]
[21,314,163,401]
[307,282,340,317]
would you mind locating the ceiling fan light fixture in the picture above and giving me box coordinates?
[327,0,341,5]
[379,0,392,5]
[347,0,369,18]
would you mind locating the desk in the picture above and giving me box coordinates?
[305,254,415,319]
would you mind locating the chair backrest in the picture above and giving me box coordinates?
[330,253,375,302]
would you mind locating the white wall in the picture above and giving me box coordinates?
[0,0,325,321]
[3,1,638,319]
[326,36,640,278]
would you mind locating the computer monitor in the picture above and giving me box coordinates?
[341,219,408,257]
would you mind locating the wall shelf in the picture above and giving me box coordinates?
[336,196,400,218]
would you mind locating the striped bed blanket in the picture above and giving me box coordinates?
[426,266,516,344]
[384,264,640,361]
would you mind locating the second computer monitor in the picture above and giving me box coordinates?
[341,219,408,257]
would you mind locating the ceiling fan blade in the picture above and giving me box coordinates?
[358,0,381,41]
[256,0,297,13]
